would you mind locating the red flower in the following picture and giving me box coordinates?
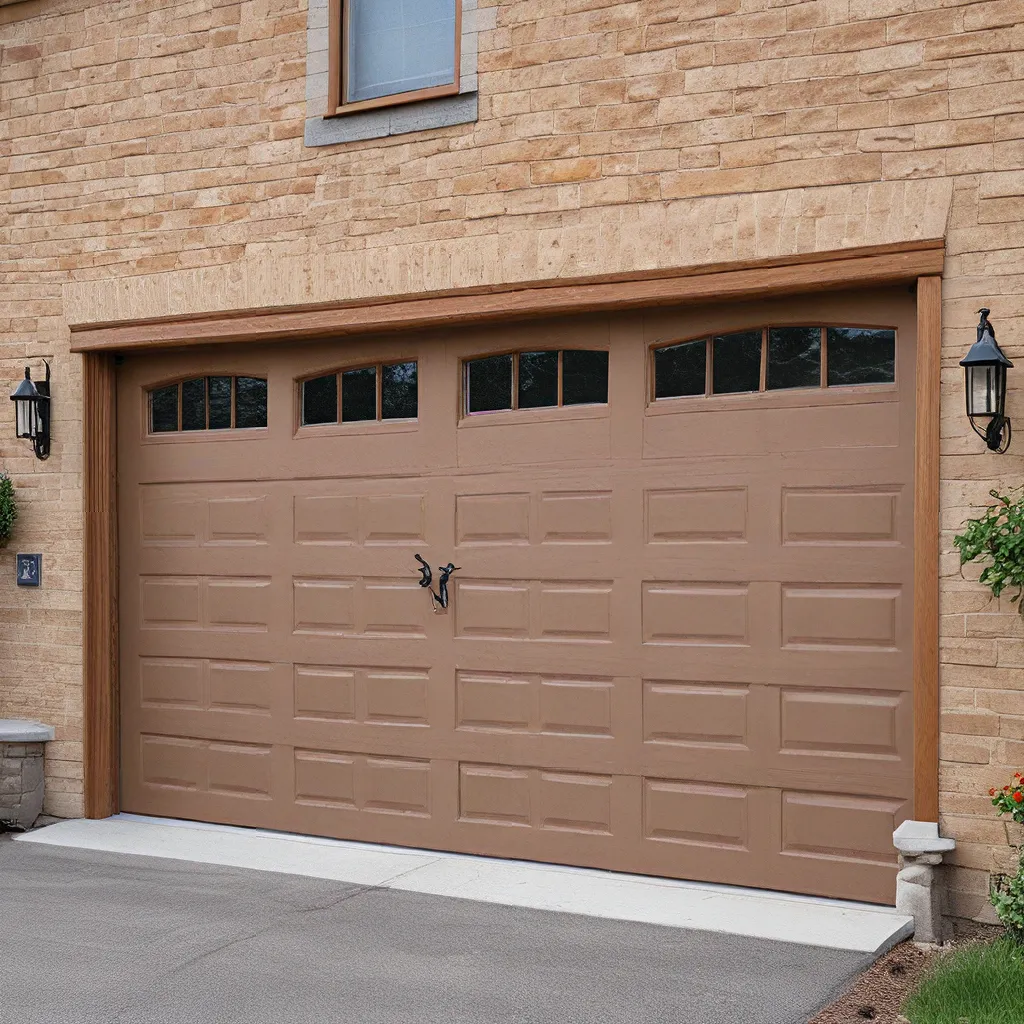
[1015,792,1023,804]
[1005,786,1012,792]
[991,788,997,796]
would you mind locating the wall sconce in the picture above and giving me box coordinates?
[960,309,1012,454]
[9,363,51,461]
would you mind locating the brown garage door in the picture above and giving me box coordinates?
[118,287,915,904]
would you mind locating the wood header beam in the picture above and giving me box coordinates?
[69,239,944,353]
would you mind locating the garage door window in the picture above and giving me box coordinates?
[148,376,268,433]
[300,361,418,426]
[653,326,894,400]
[464,350,609,414]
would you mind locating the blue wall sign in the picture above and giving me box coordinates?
[16,553,41,587]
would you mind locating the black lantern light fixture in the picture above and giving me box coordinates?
[960,308,1012,454]
[10,362,51,460]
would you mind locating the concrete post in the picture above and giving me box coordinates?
[893,820,956,945]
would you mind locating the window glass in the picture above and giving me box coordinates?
[342,367,377,422]
[181,378,206,431]
[712,331,762,395]
[382,362,418,420]
[235,377,268,429]
[208,377,232,429]
[302,375,338,425]
[467,354,513,413]
[562,350,609,406]
[150,385,179,433]
[518,351,559,409]
[827,328,896,386]
[655,340,706,399]
[767,327,821,391]
[347,0,457,104]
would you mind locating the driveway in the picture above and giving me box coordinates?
[0,836,866,1024]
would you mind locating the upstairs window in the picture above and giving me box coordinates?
[329,0,461,115]
[300,361,418,426]
[653,326,895,400]
[149,377,267,434]
[464,350,609,415]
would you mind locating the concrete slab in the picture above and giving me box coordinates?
[0,837,870,1024]
[18,814,912,955]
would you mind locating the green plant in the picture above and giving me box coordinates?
[0,472,17,547]
[991,860,1024,945]
[953,488,1024,612]
[901,937,1024,1023]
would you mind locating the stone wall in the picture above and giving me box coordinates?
[2,0,1024,918]
[0,741,45,829]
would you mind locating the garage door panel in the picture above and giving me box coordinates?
[121,295,915,904]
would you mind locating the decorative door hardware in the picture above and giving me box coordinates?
[413,555,460,611]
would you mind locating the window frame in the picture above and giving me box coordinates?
[144,374,269,438]
[297,358,419,429]
[327,0,463,117]
[461,348,610,418]
[649,322,898,405]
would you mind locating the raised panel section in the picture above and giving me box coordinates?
[140,735,203,790]
[456,672,614,737]
[644,779,749,849]
[539,491,612,544]
[539,583,612,641]
[459,764,531,826]
[140,577,200,629]
[455,582,530,638]
[456,493,530,546]
[207,578,271,632]
[643,682,748,748]
[294,665,356,721]
[294,750,356,809]
[361,495,424,545]
[537,772,613,834]
[783,586,899,650]
[782,791,903,864]
[365,671,429,726]
[141,495,202,546]
[294,495,358,545]
[207,742,272,799]
[208,661,273,715]
[646,488,747,544]
[780,689,901,757]
[642,583,748,645]
[139,658,203,710]
[783,488,898,544]
[362,580,429,638]
[294,750,430,815]
[538,679,613,737]
[293,579,356,635]
[208,497,268,545]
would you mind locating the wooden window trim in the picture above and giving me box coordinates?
[327,0,463,118]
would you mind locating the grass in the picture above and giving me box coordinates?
[901,938,1024,1024]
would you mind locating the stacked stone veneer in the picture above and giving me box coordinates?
[0,741,45,830]
[2,0,1024,922]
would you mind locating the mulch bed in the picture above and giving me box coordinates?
[809,922,1005,1024]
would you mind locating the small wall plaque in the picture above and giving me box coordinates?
[16,553,41,587]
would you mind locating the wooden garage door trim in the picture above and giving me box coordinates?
[82,244,944,825]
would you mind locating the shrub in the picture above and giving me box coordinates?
[989,771,1024,943]
[953,488,1024,612]
[0,472,17,547]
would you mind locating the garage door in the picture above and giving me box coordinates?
[118,288,916,904]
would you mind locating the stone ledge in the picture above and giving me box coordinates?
[0,720,55,743]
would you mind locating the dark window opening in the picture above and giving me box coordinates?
[148,376,268,434]
[300,360,418,426]
[464,349,608,415]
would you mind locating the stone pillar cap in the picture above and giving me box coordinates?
[893,819,956,855]
[0,719,55,742]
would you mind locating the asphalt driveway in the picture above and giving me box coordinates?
[0,835,866,1024]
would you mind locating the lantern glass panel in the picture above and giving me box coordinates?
[15,401,30,439]
[968,364,997,418]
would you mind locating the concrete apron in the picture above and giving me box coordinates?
[17,814,912,955]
